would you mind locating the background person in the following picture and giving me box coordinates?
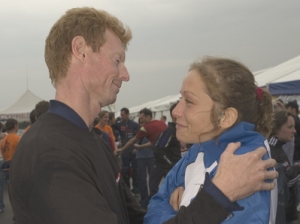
[153,101,182,172]
[108,112,120,144]
[117,108,168,198]
[95,110,117,152]
[0,119,20,181]
[134,119,155,209]
[115,107,140,195]
[269,110,299,224]
[23,109,36,134]
[0,122,7,213]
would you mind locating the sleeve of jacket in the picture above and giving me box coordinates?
[284,164,300,187]
[121,179,146,224]
[20,156,121,224]
[221,144,271,224]
[221,190,270,224]
[144,158,229,224]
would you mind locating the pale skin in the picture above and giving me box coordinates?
[55,29,129,130]
[169,71,278,210]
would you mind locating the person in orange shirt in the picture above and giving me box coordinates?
[0,119,20,162]
[95,111,116,152]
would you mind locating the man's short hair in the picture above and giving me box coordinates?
[5,119,18,132]
[45,7,132,87]
[35,101,50,119]
[286,100,299,114]
[120,107,129,115]
[139,108,152,118]
[29,109,36,124]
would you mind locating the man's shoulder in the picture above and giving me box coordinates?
[128,119,138,126]
[146,120,167,128]
[1,133,19,143]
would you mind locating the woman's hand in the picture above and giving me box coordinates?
[170,186,184,211]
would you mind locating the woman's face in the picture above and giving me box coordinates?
[99,113,109,126]
[276,115,296,142]
[172,70,217,143]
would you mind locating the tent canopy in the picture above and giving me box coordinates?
[116,94,180,120]
[268,80,300,95]
[0,90,45,122]
[254,55,300,95]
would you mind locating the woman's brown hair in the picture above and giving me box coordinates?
[190,56,273,138]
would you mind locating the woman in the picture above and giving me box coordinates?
[95,111,116,152]
[144,57,275,223]
[269,110,298,224]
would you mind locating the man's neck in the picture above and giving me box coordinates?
[55,83,101,131]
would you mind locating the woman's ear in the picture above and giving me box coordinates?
[219,107,238,129]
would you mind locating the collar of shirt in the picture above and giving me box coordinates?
[48,100,89,131]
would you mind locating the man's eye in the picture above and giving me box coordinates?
[185,99,192,104]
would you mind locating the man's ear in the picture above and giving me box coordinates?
[71,36,87,61]
[219,107,238,129]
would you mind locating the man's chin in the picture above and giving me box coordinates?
[101,97,117,108]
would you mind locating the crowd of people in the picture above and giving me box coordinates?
[0,6,299,224]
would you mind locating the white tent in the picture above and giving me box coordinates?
[255,55,300,87]
[254,55,300,105]
[116,94,181,121]
[0,90,45,122]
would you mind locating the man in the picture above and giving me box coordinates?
[115,107,139,194]
[23,109,36,133]
[151,102,182,198]
[10,7,277,224]
[35,100,50,120]
[23,101,50,134]
[118,108,167,154]
[118,108,169,199]
[0,119,20,164]
[153,101,182,172]
[160,115,167,125]
[10,8,144,224]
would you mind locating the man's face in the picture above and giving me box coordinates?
[139,113,151,125]
[120,111,129,121]
[286,106,297,116]
[84,29,130,107]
